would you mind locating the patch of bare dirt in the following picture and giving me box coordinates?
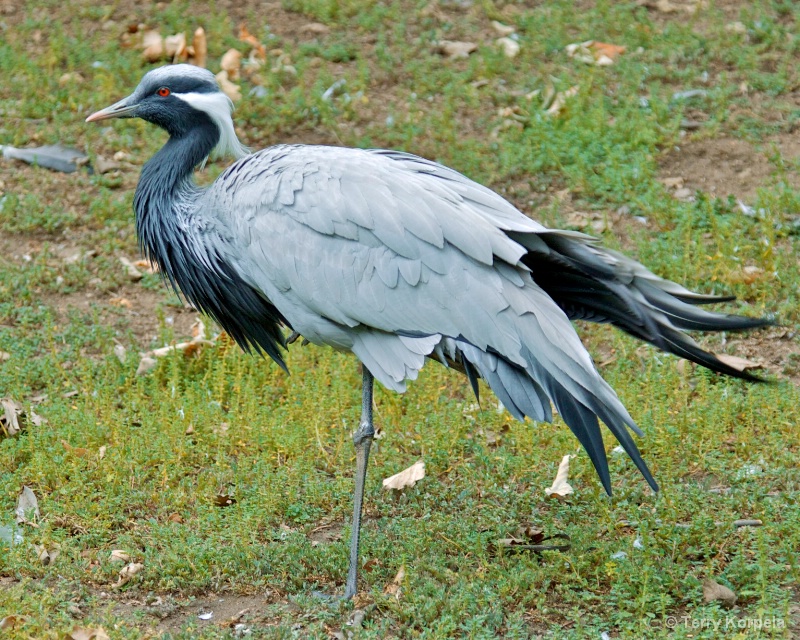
[725,326,800,384]
[0,232,199,349]
[659,135,800,202]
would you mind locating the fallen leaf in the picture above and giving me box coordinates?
[29,409,46,426]
[434,40,477,59]
[34,542,60,565]
[566,40,625,66]
[118,256,143,282]
[545,86,579,116]
[300,22,330,34]
[214,492,237,507]
[59,72,84,86]
[165,32,187,61]
[496,37,520,58]
[109,549,130,564]
[141,30,164,62]
[108,297,132,308]
[112,562,143,589]
[113,344,127,364]
[136,356,158,376]
[590,41,626,63]
[545,454,574,498]
[192,27,207,67]
[168,512,184,523]
[94,155,120,174]
[0,615,27,630]
[221,48,242,81]
[0,351,10,361]
[68,627,111,640]
[16,486,40,525]
[383,565,405,599]
[215,70,241,102]
[382,460,425,490]
[239,23,266,58]
[702,577,737,608]
[491,20,515,36]
[1,398,23,436]
[660,176,685,189]
[132,258,158,274]
[715,354,763,372]
[98,445,107,459]
[61,439,90,458]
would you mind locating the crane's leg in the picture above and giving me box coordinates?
[343,367,375,599]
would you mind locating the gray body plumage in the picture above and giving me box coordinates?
[87,66,770,595]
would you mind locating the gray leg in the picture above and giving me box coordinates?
[343,367,375,599]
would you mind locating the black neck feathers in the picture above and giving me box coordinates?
[133,117,289,368]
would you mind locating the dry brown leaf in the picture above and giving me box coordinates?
[141,30,164,62]
[221,49,242,81]
[590,41,626,63]
[68,627,111,640]
[119,256,143,282]
[1,398,23,436]
[165,33,187,61]
[715,354,763,372]
[435,40,477,59]
[545,454,574,498]
[29,409,46,426]
[214,492,237,507]
[132,258,159,274]
[0,351,10,361]
[112,562,144,589]
[239,23,266,58]
[702,578,737,608]
[566,40,626,66]
[0,615,27,630]
[215,70,241,102]
[192,27,207,67]
[109,297,132,308]
[16,486,40,525]
[109,549,130,564]
[383,565,405,599]
[545,86,579,116]
[300,22,330,35]
[61,439,90,458]
[491,20,515,36]
[168,512,184,523]
[34,542,60,565]
[98,445,107,459]
[136,356,158,376]
[382,460,425,490]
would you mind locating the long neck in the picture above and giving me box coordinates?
[133,126,217,273]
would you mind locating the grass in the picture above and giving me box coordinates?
[1,0,799,637]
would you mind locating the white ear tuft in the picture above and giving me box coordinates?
[172,91,250,160]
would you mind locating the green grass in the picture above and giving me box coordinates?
[1,0,799,637]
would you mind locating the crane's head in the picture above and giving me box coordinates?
[86,64,247,159]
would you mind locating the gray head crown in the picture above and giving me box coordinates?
[132,64,248,159]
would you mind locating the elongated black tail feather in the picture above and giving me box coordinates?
[450,340,658,495]
[516,232,773,381]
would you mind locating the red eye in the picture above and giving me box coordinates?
[157,87,170,97]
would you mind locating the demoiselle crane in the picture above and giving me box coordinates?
[87,65,770,598]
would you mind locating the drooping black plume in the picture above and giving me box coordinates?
[513,231,773,382]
